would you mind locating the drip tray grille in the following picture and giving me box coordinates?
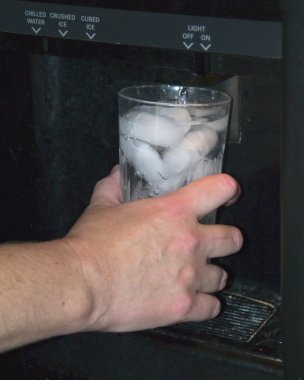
[152,291,277,343]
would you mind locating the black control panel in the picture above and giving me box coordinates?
[0,1,282,58]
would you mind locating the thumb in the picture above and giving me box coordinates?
[90,165,122,207]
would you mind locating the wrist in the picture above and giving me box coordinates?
[55,238,97,334]
[61,235,111,333]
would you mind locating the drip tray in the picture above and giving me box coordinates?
[148,290,281,360]
[176,292,276,342]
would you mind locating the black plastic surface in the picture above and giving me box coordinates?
[0,1,282,58]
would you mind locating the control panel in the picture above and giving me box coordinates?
[0,1,282,59]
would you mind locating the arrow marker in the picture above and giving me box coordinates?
[182,42,194,50]
[58,30,68,37]
[200,43,212,51]
[86,32,96,40]
[31,27,41,34]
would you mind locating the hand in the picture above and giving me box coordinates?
[65,166,243,333]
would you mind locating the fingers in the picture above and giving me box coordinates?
[197,263,228,294]
[198,224,243,259]
[90,165,122,207]
[176,173,241,219]
[181,293,222,322]
[90,169,241,219]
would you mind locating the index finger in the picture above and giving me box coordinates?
[174,174,241,219]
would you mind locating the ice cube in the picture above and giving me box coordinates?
[155,106,192,127]
[162,126,218,179]
[159,140,201,194]
[120,107,191,147]
[129,140,165,183]
[205,114,229,132]
[190,117,209,127]
[133,105,192,127]
[119,116,133,138]
[159,157,218,195]
[187,106,222,118]
[163,143,201,178]
[120,135,164,183]
[181,126,218,156]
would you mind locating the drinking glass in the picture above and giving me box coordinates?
[119,84,231,223]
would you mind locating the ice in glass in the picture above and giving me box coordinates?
[119,85,231,222]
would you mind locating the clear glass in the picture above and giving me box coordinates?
[119,84,232,223]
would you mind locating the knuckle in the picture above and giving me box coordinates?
[159,197,188,219]
[170,204,186,218]
[178,231,199,253]
[172,293,194,320]
[180,266,197,287]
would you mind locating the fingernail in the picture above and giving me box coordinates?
[218,173,237,190]
[223,182,242,207]
[213,301,221,318]
[234,228,244,251]
[220,271,228,290]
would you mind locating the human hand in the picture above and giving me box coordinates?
[65,166,243,333]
